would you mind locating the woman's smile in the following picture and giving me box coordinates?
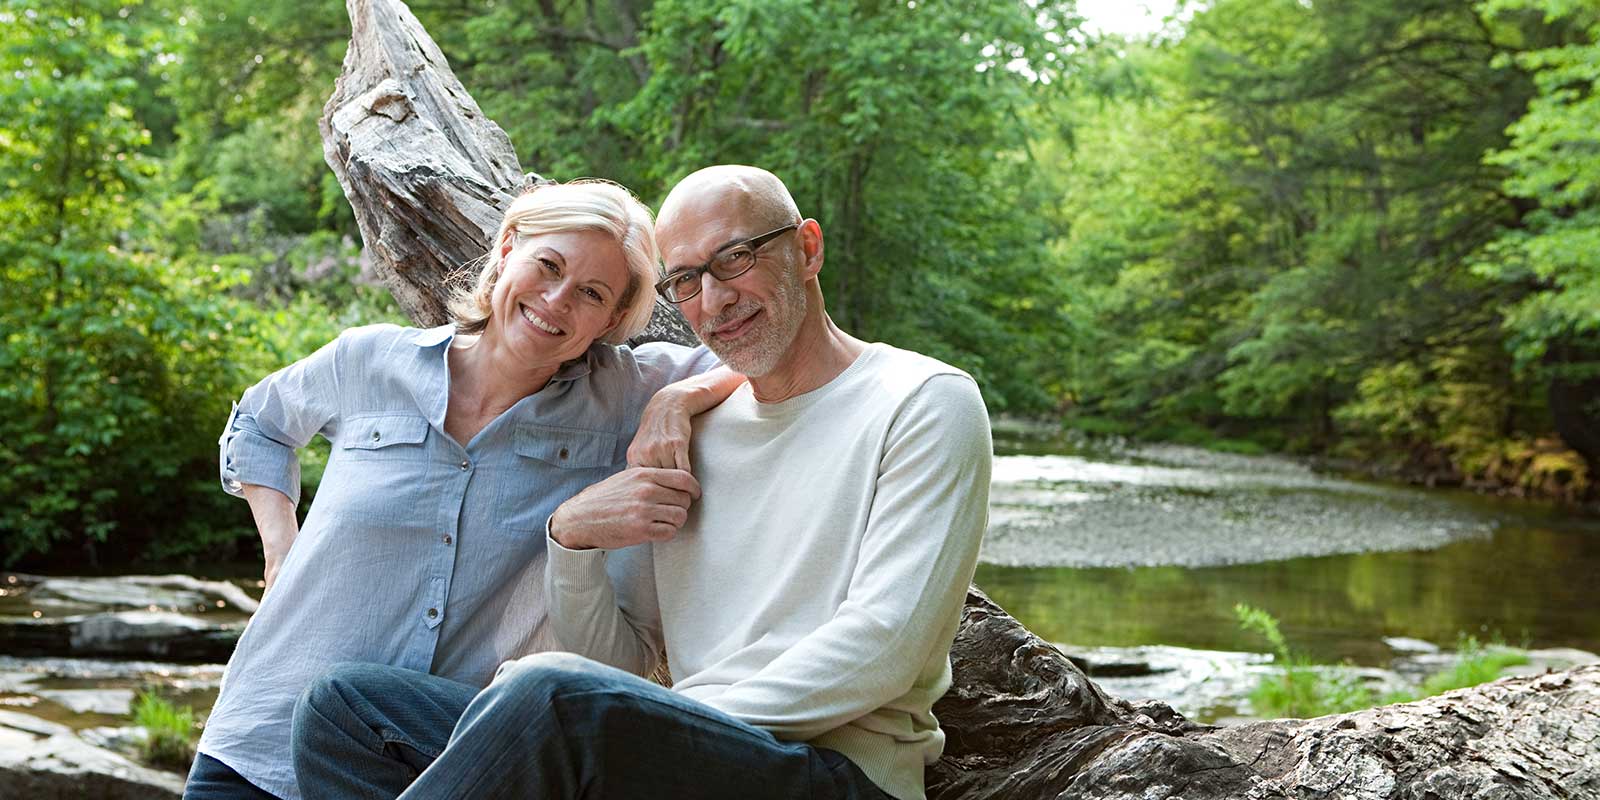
[519,303,566,336]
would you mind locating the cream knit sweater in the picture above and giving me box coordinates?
[545,343,992,800]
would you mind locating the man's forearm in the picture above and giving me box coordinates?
[545,527,663,675]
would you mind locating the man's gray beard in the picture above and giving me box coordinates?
[696,265,805,378]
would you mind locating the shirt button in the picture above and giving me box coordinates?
[558,447,569,460]
[459,460,470,471]
[371,431,381,442]
[443,535,453,545]
[426,608,438,619]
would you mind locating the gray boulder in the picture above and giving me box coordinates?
[0,574,247,662]
[0,710,182,800]
[0,610,241,662]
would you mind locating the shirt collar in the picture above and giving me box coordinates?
[552,346,598,382]
[411,324,455,348]
[410,324,597,383]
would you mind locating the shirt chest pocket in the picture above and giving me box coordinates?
[512,424,618,469]
[314,414,435,531]
[341,414,431,457]
[498,424,622,532]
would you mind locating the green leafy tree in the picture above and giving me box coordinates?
[1048,0,1599,490]
[1476,0,1600,474]
[0,0,253,563]
[603,0,1089,410]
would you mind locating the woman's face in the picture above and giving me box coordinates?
[488,228,631,369]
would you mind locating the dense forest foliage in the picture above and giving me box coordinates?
[3,0,1596,565]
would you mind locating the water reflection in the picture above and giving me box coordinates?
[977,524,1600,665]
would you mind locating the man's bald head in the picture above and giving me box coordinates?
[656,165,801,244]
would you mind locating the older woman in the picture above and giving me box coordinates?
[186,181,737,800]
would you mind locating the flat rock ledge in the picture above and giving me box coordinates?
[0,710,182,800]
[0,573,247,662]
[0,610,241,662]
[929,588,1600,799]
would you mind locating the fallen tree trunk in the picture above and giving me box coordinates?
[320,2,1600,797]
[929,588,1600,799]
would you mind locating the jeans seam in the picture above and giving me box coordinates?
[377,731,443,760]
[416,688,565,799]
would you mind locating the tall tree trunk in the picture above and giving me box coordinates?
[1546,339,1600,478]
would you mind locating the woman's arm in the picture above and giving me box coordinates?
[626,366,745,470]
[221,334,345,588]
[241,484,299,592]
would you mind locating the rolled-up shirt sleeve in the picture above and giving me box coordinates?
[219,335,343,505]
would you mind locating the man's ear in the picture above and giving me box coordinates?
[798,219,824,281]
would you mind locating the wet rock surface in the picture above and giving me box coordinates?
[0,574,250,662]
[0,657,217,797]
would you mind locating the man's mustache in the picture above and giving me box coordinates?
[699,300,762,339]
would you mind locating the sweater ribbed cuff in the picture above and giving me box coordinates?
[545,519,610,591]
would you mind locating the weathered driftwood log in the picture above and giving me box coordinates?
[929,588,1600,798]
[320,0,694,345]
[321,2,1600,797]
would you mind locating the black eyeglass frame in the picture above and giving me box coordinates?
[654,223,800,304]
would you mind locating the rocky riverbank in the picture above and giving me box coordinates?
[0,574,246,797]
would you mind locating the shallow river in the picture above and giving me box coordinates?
[980,428,1600,666]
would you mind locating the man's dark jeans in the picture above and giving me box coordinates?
[290,653,896,800]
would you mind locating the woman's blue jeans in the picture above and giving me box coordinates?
[183,753,282,800]
[290,653,894,800]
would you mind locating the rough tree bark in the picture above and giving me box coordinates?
[320,1,1600,796]
[929,589,1599,799]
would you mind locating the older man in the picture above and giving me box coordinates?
[290,166,992,800]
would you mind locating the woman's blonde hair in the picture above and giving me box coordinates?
[448,179,658,345]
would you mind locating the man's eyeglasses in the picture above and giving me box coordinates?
[654,223,800,304]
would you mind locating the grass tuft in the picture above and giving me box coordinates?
[1422,635,1529,695]
[133,689,197,770]
[1235,603,1375,718]
[1234,605,1532,720]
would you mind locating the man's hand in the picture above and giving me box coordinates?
[628,388,695,471]
[627,366,745,471]
[549,467,701,550]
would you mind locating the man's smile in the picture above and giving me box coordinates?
[711,309,762,341]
